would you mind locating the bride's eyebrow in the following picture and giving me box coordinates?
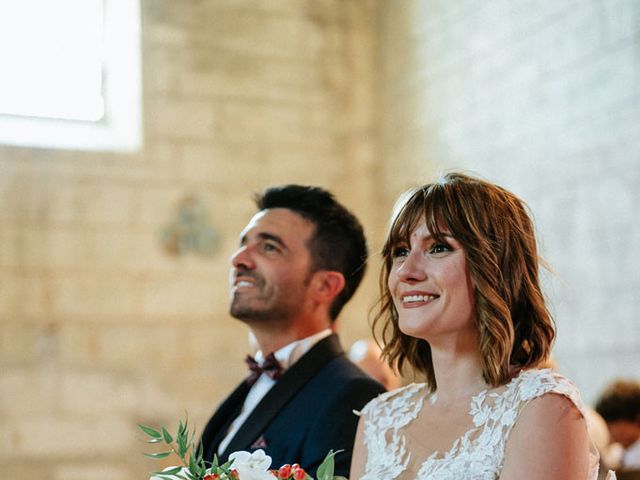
[416,233,454,242]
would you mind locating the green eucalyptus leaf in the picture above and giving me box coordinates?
[177,438,188,458]
[188,453,198,473]
[143,451,172,459]
[151,466,183,476]
[146,438,163,444]
[193,442,204,462]
[162,426,174,444]
[179,417,188,436]
[138,424,163,439]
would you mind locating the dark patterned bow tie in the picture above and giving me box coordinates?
[245,352,283,386]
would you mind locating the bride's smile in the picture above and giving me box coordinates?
[388,219,476,342]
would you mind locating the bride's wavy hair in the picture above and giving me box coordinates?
[373,172,555,390]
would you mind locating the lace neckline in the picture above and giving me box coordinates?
[412,383,498,463]
[360,368,598,480]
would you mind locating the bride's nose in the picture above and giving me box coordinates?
[396,249,427,283]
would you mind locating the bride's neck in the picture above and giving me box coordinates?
[430,344,488,406]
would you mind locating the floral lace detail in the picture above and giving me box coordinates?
[359,383,429,479]
[359,369,600,480]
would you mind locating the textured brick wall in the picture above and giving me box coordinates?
[0,1,378,478]
[377,0,640,403]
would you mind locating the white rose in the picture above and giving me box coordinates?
[228,450,274,480]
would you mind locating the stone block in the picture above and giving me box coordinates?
[135,185,185,228]
[189,10,317,60]
[51,274,136,319]
[140,274,220,317]
[0,273,47,319]
[0,367,59,416]
[148,98,216,141]
[126,230,181,273]
[77,182,134,226]
[53,464,131,480]
[177,142,267,191]
[11,415,135,458]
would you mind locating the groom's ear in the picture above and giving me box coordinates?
[309,270,345,304]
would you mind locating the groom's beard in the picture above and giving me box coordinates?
[229,271,295,322]
[229,270,304,324]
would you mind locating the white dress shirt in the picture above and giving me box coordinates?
[217,329,332,454]
[623,438,640,469]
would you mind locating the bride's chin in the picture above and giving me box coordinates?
[398,320,425,339]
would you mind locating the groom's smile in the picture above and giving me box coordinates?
[228,208,314,323]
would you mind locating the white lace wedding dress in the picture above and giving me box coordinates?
[357,369,616,479]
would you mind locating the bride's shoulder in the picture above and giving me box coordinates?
[506,368,586,414]
[359,382,429,417]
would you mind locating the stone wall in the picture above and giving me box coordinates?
[0,1,378,478]
[377,0,640,403]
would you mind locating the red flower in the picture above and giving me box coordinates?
[203,474,219,480]
[230,469,239,479]
[292,467,306,480]
[278,464,292,478]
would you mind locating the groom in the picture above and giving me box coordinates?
[200,185,385,477]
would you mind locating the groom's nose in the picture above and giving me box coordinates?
[231,244,255,270]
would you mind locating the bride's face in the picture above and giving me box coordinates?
[387,218,476,342]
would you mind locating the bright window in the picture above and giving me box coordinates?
[0,0,142,151]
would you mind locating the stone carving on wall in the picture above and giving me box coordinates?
[161,195,219,257]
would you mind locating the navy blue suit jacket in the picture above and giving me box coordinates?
[200,334,385,477]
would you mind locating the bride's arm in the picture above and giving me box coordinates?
[500,393,591,480]
[349,416,367,480]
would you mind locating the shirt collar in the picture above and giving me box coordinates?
[255,329,332,371]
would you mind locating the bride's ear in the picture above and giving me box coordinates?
[310,271,346,304]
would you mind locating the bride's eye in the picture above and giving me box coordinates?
[391,246,410,258]
[429,243,451,255]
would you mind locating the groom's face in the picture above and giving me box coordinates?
[229,208,315,324]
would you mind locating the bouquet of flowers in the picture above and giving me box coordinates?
[138,418,347,480]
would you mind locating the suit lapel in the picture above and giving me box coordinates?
[202,381,251,458]
[221,334,343,457]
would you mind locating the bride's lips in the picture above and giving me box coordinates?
[399,290,439,308]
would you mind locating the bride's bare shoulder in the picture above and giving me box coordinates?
[501,392,591,480]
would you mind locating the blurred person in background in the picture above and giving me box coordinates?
[596,379,640,471]
[348,338,402,390]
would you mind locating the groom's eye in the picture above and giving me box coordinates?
[263,242,279,252]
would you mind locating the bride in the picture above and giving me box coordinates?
[350,172,614,479]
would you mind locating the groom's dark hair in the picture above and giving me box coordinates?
[255,185,367,321]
